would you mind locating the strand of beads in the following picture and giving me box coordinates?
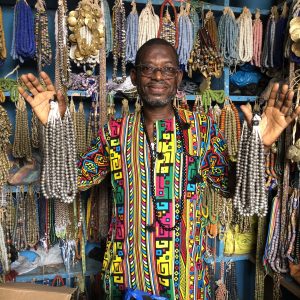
[0,7,7,65]
[41,100,77,203]
[75,101,87,155]
[25,186,39,247]
[237,7,253,63]
[158,0,178,48]
[34,0,52,72]
[112,0,126,84]
[11,0,35,62]
[251,9,263,67]
[189,5,200,41]
[218,7,239,66]
[204,10,219,50]
[138,1,159,48]
[126,1,139,64]
[177,4,193,71]
[233,115,268,217]
[12,95,32,160]
[103,0,113,56]
[54,0,70,91]
[0,105,12,191]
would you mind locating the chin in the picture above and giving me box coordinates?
[143,96,174,107]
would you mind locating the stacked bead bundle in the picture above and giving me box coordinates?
[233,115,268,217]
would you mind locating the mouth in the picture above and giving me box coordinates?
[146,84,168,93]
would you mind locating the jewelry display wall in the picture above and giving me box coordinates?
[0,0,299,299]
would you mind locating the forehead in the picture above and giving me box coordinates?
[139,44,178,65]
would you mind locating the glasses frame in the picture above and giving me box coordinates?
[135,64,180,79]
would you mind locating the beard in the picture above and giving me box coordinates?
[141,94,175,108]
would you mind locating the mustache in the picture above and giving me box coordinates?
[146,81,169,87]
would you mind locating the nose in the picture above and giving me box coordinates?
[151,67,164,80]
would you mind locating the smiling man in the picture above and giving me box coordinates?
[19,38,300,300]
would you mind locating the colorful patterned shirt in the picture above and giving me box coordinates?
[77,109,229,300]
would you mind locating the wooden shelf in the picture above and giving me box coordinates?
[15,257,101,287]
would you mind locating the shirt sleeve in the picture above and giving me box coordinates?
[201,119,229,195]
[77,127,110,191]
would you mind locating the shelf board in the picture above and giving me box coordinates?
[123,0,270,15]
[204,253,252,264]
[15,257,101,283]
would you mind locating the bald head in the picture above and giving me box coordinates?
[135,38,179,67]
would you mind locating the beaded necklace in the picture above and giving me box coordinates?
[237,7,253,63]
[138,1,159,48]
[35,0,52,72]
[75,101,87,156]
[103,0,113,56]
[55,0,69,91]
[112,0,126,84]
[251,9,263,67]
[12,95,32,159]
[41,100,77,203]
[126,1,139,64]
[0,223,8,274]
[11,0,36,63]
[233,115,268,217]
[204,10,219,50]
[0,7,6,65]
[0,105,12,191]
[189,6,200,42]
[218,7,238,66]
[140,106,187,231]
[25,185,39,247]
[188,27,224,79]
[158,0,178,48]
[177,4,193,71]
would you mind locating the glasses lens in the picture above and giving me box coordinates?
[138,65,178,78]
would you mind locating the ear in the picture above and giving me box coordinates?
[176,70,183,88]
[130,68,137,86]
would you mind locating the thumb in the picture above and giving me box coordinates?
[240,104,253,127]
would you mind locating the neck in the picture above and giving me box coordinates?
[142,103,174,124]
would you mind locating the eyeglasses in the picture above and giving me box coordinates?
[135,64,179,78]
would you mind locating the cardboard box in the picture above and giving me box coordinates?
[0,282,77,300]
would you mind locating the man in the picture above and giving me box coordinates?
[19,38,300,299]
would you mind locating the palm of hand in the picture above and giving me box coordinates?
[260,106,289,147]
[30,91,56,125]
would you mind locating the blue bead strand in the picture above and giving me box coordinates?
[126,8,139,63]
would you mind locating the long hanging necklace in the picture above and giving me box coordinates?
[12,95,32,160]
[158,0,178,48]
[233,114,268,217]
[218,7,239,66]
[55,0,69,91]
[11,0,36,62]
[75,101,87,156]
[177,3,193,71]
[41,100,77,203]
[0,105,12,191]
[35,0,52,72]
[112,0,126,84]
[141,107,187,232]
[0,7,7,65]
[251,9,263,67]
[138,0,159,48]
[204,10,219,50]
[102,0,112,56]
[126,0,139,64]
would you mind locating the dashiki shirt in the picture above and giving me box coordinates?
[78,108,229,300]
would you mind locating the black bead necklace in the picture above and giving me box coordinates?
[141,106,187,232]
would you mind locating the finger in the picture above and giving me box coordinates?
[285,106,300,125]
[40,71,56,91]
[275,84,289,110]
[18,86,33,104]
[267,83,280,108]
[27,73,46,93]
[57,90,67,117]
[240,104,253,127]
[280,89,294,116]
